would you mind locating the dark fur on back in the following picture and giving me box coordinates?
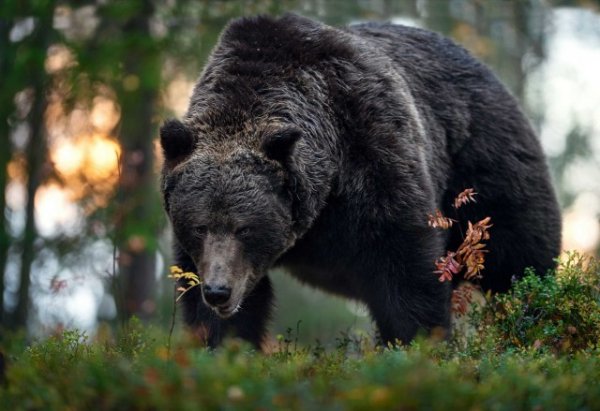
[161,14,561,348]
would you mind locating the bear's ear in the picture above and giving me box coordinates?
[261,128,301,164]
[160,119,195,163]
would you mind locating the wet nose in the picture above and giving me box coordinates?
[202,284,232,306]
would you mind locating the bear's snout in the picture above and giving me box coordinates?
[202,284,232,307]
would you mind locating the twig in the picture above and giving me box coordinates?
[294,320,302,353]
[167,284,177,359]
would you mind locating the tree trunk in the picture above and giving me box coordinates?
[13,93,47,328]
[0,129,9,327]
[0,17,14,328]
[11,7,53,329]
[114,0,161,322]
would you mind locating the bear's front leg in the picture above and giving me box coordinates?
[179,276,274,350]
[364,232,452,345]
[368,280,451,345]
[227,275,274,349]
[179,286,226,348]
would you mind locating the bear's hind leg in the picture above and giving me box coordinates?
[368,280,451,345]
[444,180,561,293]
[364,233,452,345]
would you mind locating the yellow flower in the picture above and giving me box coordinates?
[167,265,202,302]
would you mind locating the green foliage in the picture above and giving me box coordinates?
[2,332,599,410]
[482,252,600,353]
[1,254,599,409]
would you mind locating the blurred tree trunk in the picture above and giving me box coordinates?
[425,0,547,101]
[0,15,14,328]
[114,0,161,322]
[14,90,48,329]
[0,130,9,327]
[425,0,453,36]
[12,8,53,329]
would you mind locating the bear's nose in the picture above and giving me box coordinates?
[202,284,232,306]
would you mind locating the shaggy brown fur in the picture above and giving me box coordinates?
[160,14,561,348]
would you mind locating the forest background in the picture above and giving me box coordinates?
[1,0,599,343]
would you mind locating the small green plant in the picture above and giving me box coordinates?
[484,252,600,353]
[3,323,600,410]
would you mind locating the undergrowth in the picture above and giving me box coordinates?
[1,252,599,410]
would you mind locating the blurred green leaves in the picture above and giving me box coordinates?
[1,252,599,409]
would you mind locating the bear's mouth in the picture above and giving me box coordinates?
[214,302,242,318]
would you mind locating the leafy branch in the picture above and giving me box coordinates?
[429,188,493,316]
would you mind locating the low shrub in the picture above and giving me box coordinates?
[1,252,598,410]
[482,252,600,353]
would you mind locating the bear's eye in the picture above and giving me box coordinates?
[192,225,208,238]
[235,226,252,238]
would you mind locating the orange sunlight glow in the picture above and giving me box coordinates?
[44,78,123,216]
[561,193,600,253]
[153,138,163,173]
[164,75,194,117]
[45,44,75,74]
[51,133,121,211]
[35,182,80,237]
[91,96,120,133]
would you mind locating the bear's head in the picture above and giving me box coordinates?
[160,119,300,317]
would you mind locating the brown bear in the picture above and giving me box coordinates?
[159,14,561,348]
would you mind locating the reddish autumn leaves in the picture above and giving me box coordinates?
[427,210,456,230]
[451,282,477,316]
[459,217,492,280]
[437,216,493,282]
[429,188,492,315]
[427,187,477,229]
[453,187,477,209]
[429,188,492,282]
[434,251,461,282]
